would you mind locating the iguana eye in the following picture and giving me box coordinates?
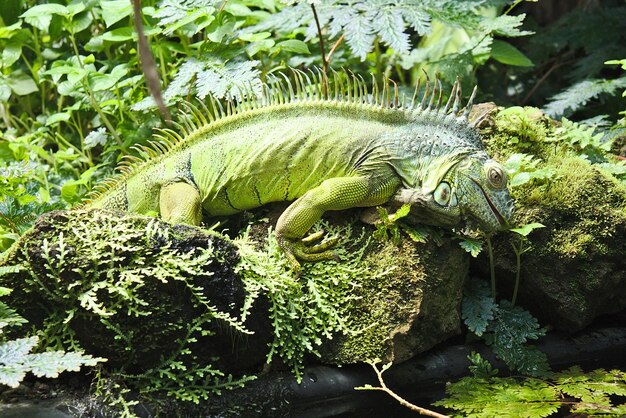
[434,182,452,206]
[487,166,506,188]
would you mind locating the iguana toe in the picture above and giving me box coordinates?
[277,234,341,276]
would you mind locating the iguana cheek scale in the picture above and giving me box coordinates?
[84,72,514,274]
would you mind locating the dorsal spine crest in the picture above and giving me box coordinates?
[83,69,480,204]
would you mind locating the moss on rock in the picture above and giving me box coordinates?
[0,207,469,389]
[0,209,271,375]
[319,235,467,364]
[481,108,626,331]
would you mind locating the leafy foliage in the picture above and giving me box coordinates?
[0,336,104,388]
[462,279,496,337]
[436,363,626,417]
[462,279,548,376]
[458,237,483,257]
[504,153,554,187]
[373,204,411,244]
[544,76,626,118]
[0,273,104,388]
[0,210,255,402]
[237,223,380,381]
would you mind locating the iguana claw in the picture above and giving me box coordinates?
[277,230,341,277]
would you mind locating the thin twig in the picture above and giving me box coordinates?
[132,0,171,124]
[521,57,577,105]
[357,362,450,418]
[310,4,328,98]
[326,33,345,66]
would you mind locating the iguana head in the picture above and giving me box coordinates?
[403,154,514,232]
[432,155,514,231]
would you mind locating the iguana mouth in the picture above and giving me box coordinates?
[468,177,508,228]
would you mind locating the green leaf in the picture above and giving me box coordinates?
[435,376,560,417]
[100,0,132,27]
[0,82,10,102]
[510,171,531,187]
[2,41,22,68]
[20,4,68,31]
[89,65,128,91]
[99,27,135,43]
[0,337,38,367]
[275,39,310,54]
[26,351,105,378]
[45,112,72,126]
[390,203,411,221]
[8,72,38,95]
[490,40,533,67]
[68,10,93,33]
[462,280,496,336]
[459,238,483,257]
[401,223,429,244]
[510,223,545,237]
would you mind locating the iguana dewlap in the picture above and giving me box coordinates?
[85,73,514,273]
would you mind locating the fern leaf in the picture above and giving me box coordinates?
[556,367,626,405]
[462,279,496,336]
[25,350,105,379]
[479,14,533,37]
[155,0,220,32]
[0,335,105,387]
[434,375,560,418]
[375,9,410,55]
[0,301,28,331]
[490,301,545,347]
[135,57,262,110]
[344,9,375,60]
[398,5,431,36]
[544,76,626,118]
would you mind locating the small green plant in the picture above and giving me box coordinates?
[373,203,412,244]
[436,355,626,418]
[462,279,549,376]
[509,223,544,305]
[504,153,555,187]
[0,282,104,388]
[237,223,377,381]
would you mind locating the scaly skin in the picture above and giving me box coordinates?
[86,78,514,274]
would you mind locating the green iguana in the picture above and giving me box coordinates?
[85,71,514,273]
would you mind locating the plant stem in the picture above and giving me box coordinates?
[511,237,526,306]
[486,236,496,301]
[310,4,328,98]
[326,33,345,66]
[358,362,450,418]
[512,244,521,306]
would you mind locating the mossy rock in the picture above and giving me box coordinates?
[0,208,468,381]
[319,235,467,364]
[0,209,272,373]
[481,107,626,331]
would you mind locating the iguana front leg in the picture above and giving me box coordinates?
[159,181,203,225]
[276,175,400,275]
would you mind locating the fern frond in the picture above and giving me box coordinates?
[544,76,626,118]
[133,57,262,111]
[155,0,221,34]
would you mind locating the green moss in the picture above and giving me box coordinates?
[511,155,626,259]
[483,107,626,331]
[0,209,254,403]
[319,234,467,364]
[486,106,554,159]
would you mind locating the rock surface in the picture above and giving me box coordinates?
[0,208,469,377]
[480,107,626,331]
